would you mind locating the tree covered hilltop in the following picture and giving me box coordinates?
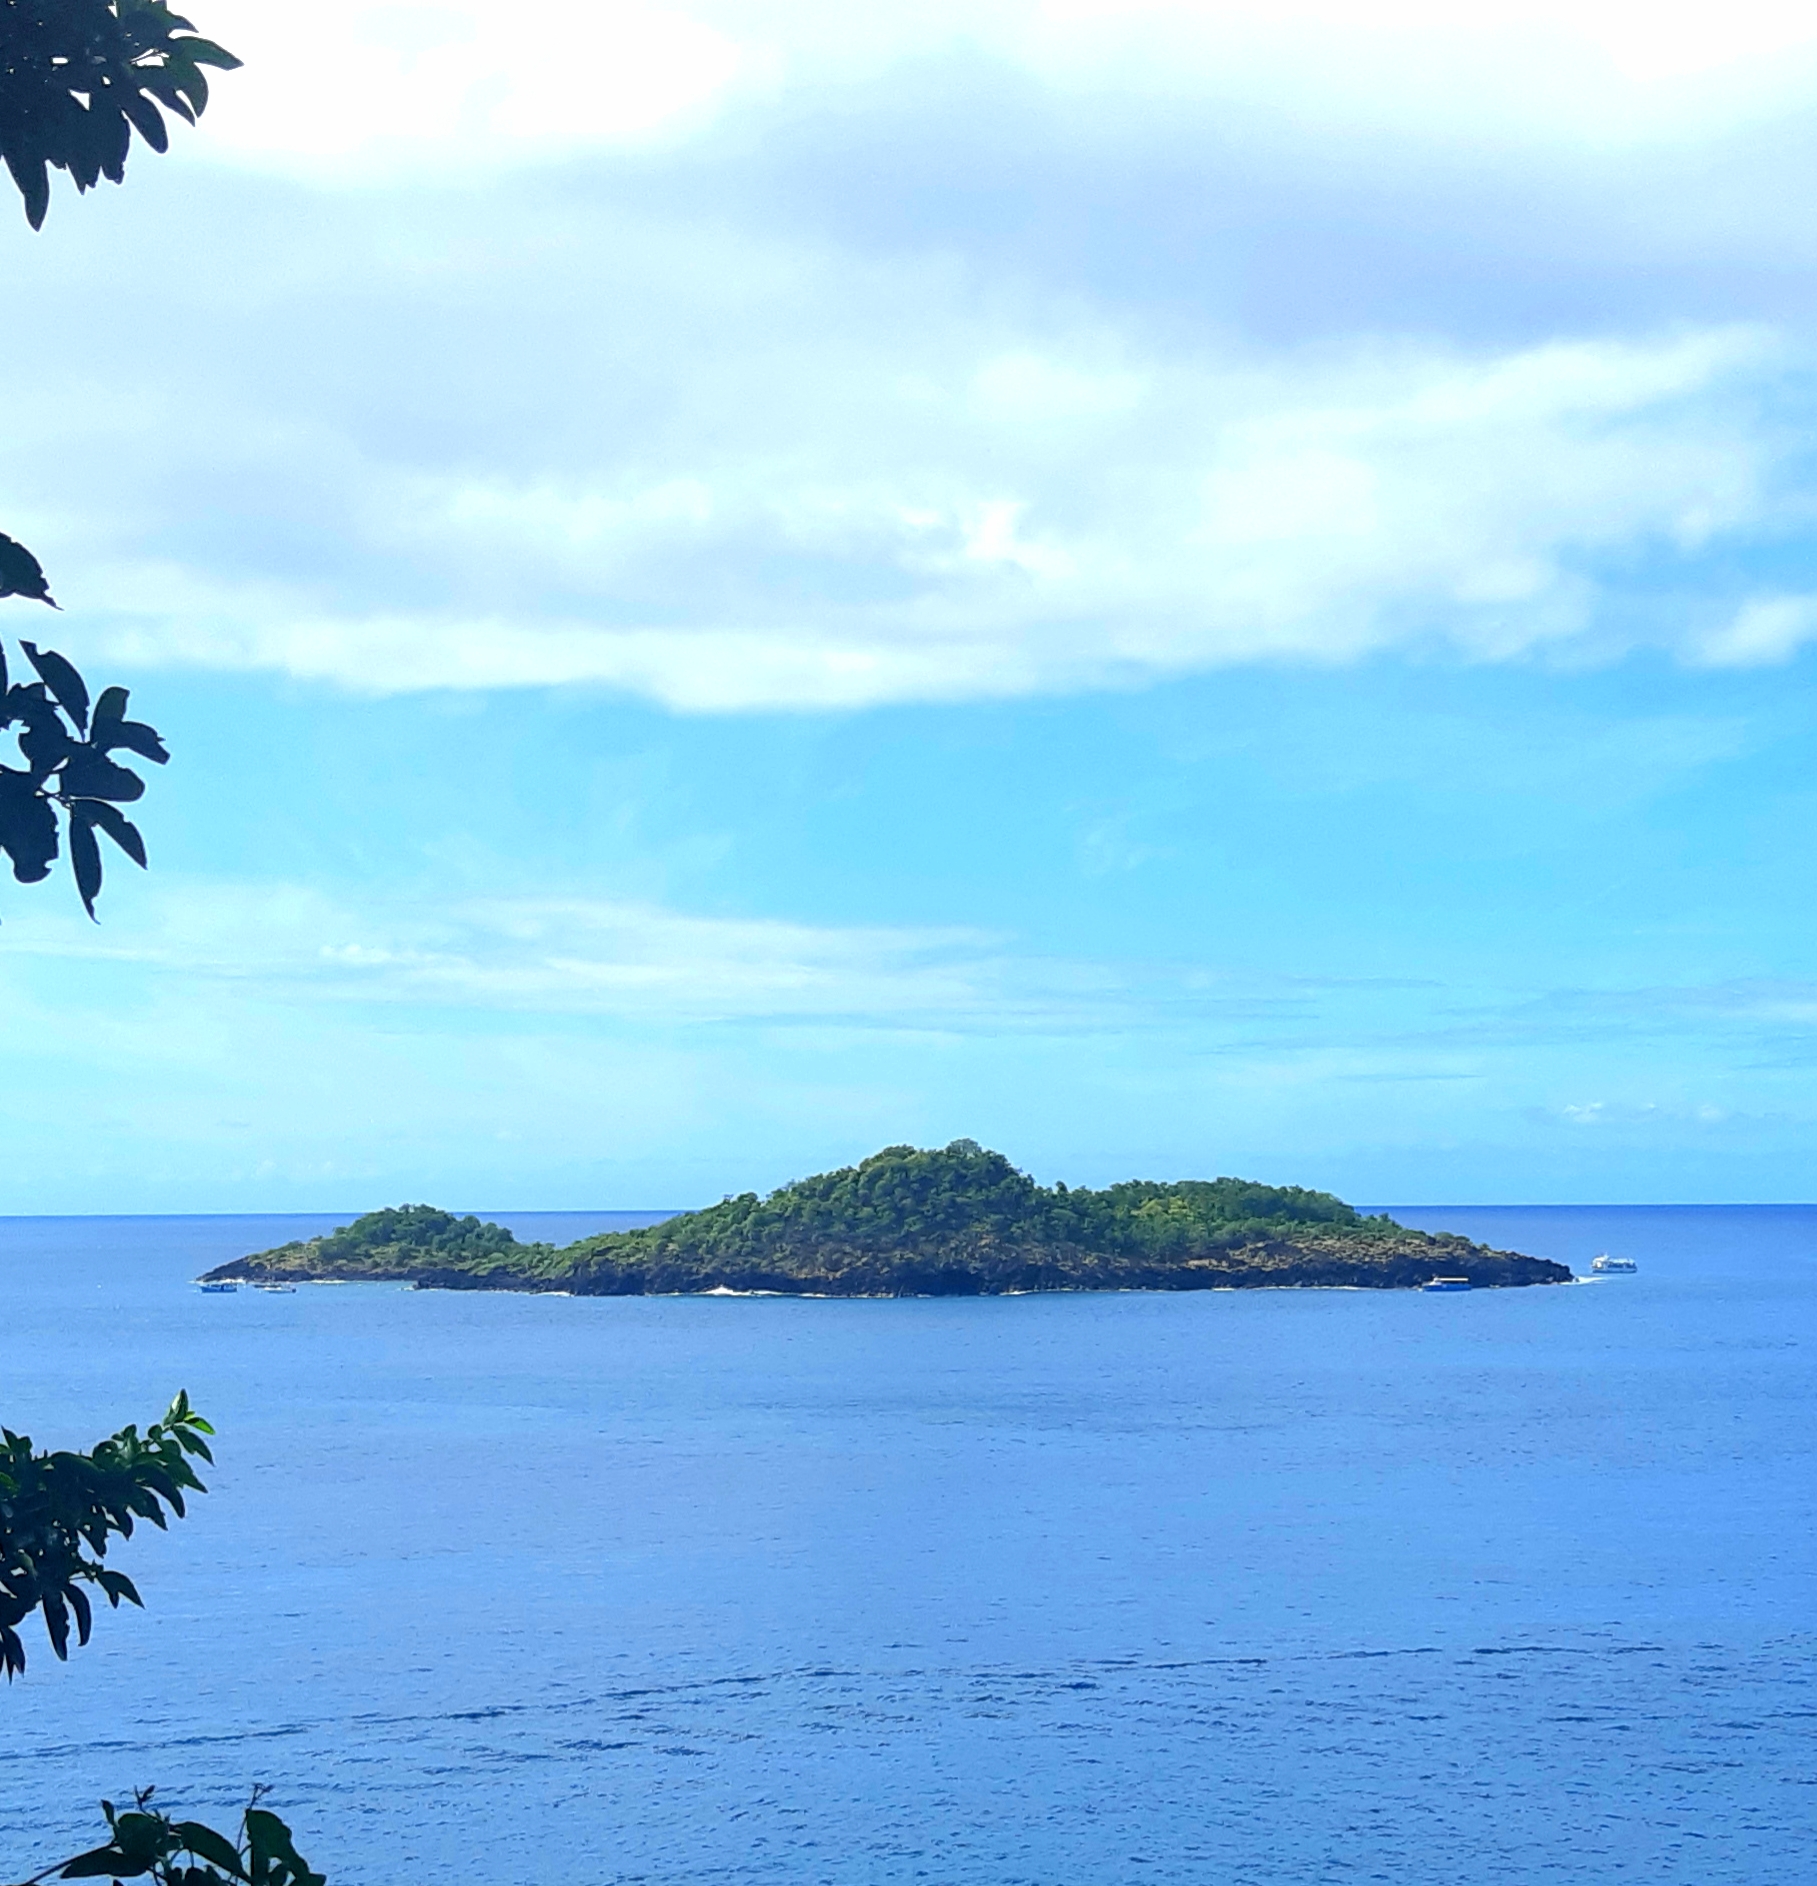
[203,1143,1569,1295]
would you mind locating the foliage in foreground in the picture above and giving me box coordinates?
[9,1787,322,1886]
[0,1393,212,1679]
[1,15,310,1886]
[0,629,170,918]
[0,0,239,228]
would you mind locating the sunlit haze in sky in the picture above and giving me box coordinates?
[6,0,1817,1209]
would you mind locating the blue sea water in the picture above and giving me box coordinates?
[1,1204,1815,1885]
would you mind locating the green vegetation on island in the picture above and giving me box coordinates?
[203,1142,1569,1295]
[245,1204,554,1278]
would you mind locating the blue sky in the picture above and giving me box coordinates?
[5,0,1817,1209]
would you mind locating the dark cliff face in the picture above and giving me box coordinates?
[202,1144,1572,1295]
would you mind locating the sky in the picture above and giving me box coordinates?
[5,0,1817,1209]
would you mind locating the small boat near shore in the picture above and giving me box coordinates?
[1590,1253,1638,1274]
[1421,1276,1472,1292]
[254,1280,297,1292]
[198,1281,238,1294]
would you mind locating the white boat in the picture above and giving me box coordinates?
[254,1280,297,1292]
[1590,1253,1638,1274]
[197,1281,238,1294]
[1422,1276,1472,1292]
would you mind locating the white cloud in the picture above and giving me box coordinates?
[1555,1098,1733,1129]
[1691,593,1817,667]
[196,0,748,170]
[0,881,1131,1030]
[995,0,1817,144]
[1,876,1471,1051]
[5,1,1814,711]
[1504,978,1817,1039]
[192,0,1817,178]
[1,872,1808,1206]
[58,323,1788,708]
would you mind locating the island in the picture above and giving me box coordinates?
[200,1141,1569,1295]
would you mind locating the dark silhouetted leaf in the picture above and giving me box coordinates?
[173,1823,249,1878]
[21,641,89,730]
[0,531,55,605]
[78,799,148,868]
[0,679,39,726]
[92,717,170,764]
[61,749,145,802]
[4,149,49,230]
[15,692,73,780]
[95,1567,143,1607]
[32,1792,319,1886]
[244,1811,324,1886]
[185,37,243,71]
[1,0,240,227]
[42,1588,70,1658]
[69,811,103,918]
[0,769,59,881]
[57,1842,143,1877]
[92,684,130,728]
[120,89,171,154]
[113,1811,171,1854]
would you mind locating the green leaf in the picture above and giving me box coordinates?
[243,1811,321,1886]
[103,1810,169,1869]
[41,1589,70,1659]
[58,1843,139,1876]
[183,38,243,71]
[95,1567,142,1608]
[172,1822,249,1878]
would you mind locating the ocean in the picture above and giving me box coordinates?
[1,1204,1813,1884]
